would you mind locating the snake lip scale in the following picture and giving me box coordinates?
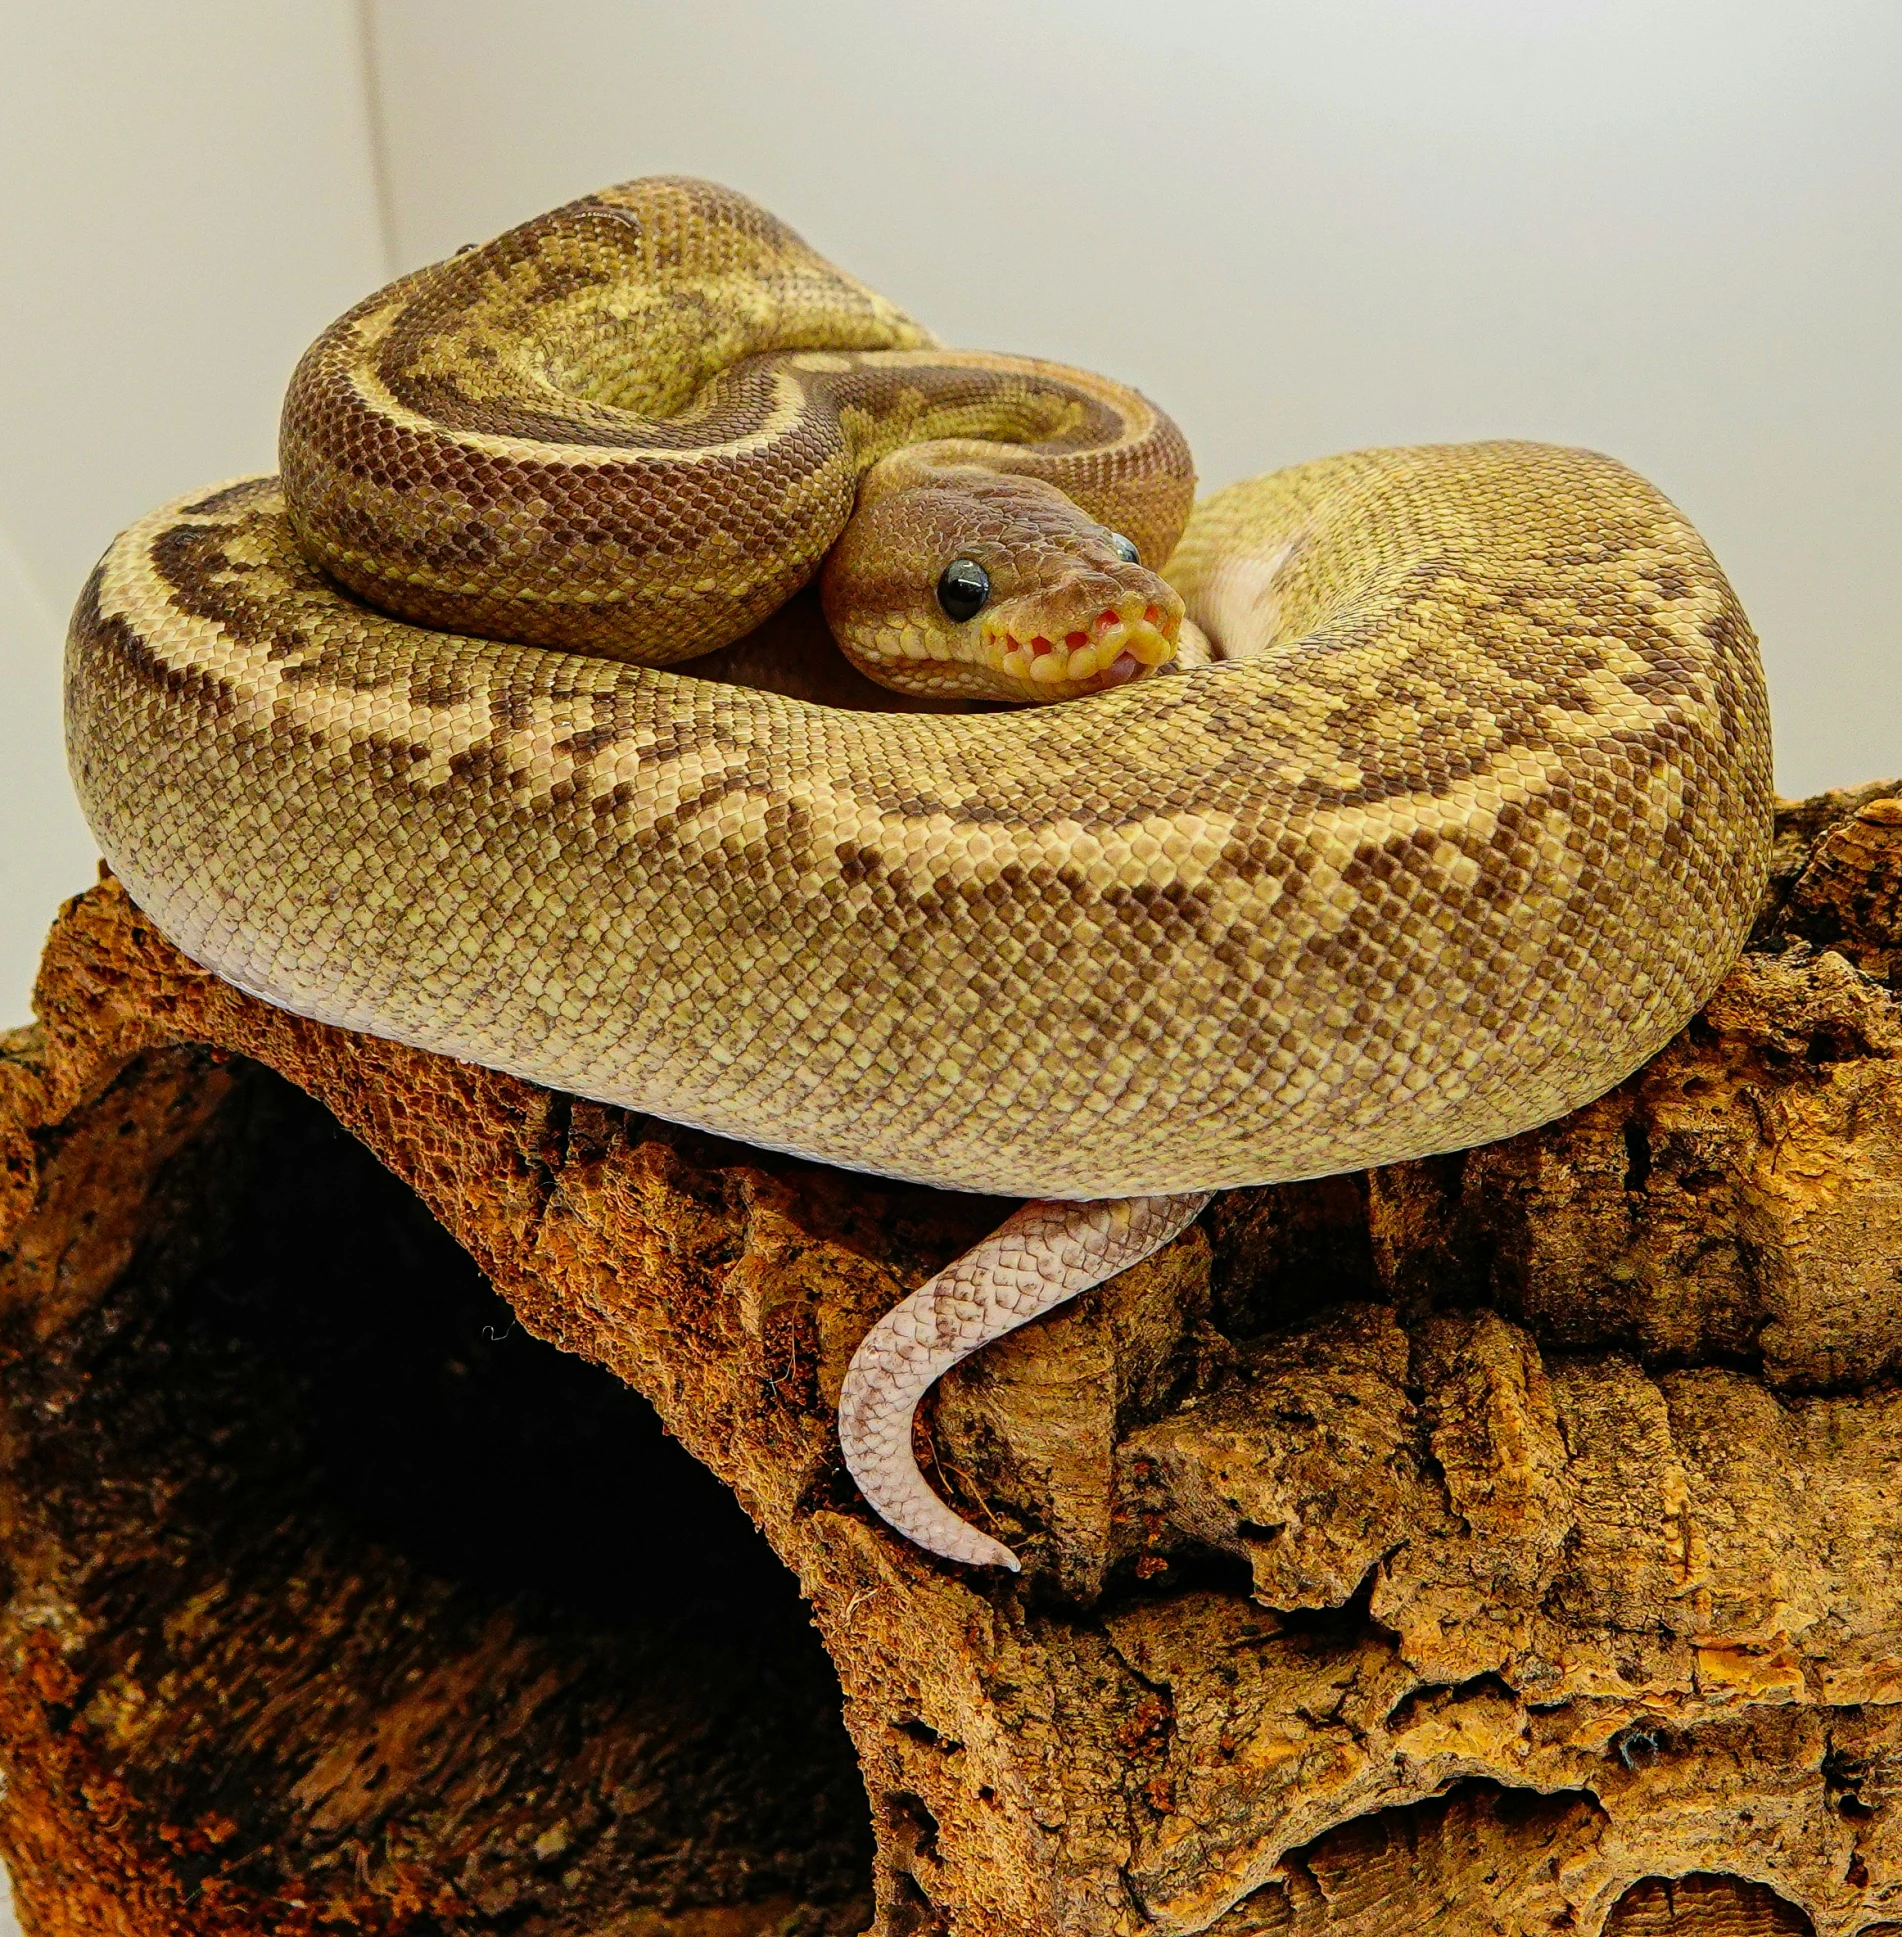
[63,176,1774,1573]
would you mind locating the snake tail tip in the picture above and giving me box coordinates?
[965,1539,1022,1574]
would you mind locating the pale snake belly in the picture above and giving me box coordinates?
[64,178,1774,1571]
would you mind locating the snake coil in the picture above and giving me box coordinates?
[65,177,1773,1568]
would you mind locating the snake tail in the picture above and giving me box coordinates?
[837,1193,1213,1569]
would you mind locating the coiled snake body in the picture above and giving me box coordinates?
[66,178,1774,1570]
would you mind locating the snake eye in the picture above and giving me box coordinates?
[1106,531,1142,564]
[936,558,990,623]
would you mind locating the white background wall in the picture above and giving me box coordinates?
[3,1,1900,1031]
[0,0,1895,1922]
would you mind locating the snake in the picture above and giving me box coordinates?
[64,176,1774,1573]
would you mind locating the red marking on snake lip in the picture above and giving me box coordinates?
[1095,609,1121,634]
[1144,604,1163,625]
[1065,630,1089,650]
[1030,636,1054,656]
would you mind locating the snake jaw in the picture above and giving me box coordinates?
[982,592,1182,701]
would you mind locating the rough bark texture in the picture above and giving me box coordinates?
[0,780,1900,1935]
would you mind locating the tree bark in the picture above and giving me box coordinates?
[0,779,1899,1935]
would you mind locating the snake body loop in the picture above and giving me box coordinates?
[279,175,1196,700]
[64,178,1774,1569]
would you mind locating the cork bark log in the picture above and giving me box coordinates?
[1,780,1901,1936]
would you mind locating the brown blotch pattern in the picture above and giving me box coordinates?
[68,430,1772,1199]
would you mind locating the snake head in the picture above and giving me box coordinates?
[819,466,1185,704]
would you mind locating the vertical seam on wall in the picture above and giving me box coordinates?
[353,0,401,277]
[0,524,59,658]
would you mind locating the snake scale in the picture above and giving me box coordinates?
[65,177,1773,1571]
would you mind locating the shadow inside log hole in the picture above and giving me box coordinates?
[0,1049,875,1932]
[1603,1872,1816,1933]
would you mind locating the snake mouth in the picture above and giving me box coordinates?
[981,596,1179,698]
